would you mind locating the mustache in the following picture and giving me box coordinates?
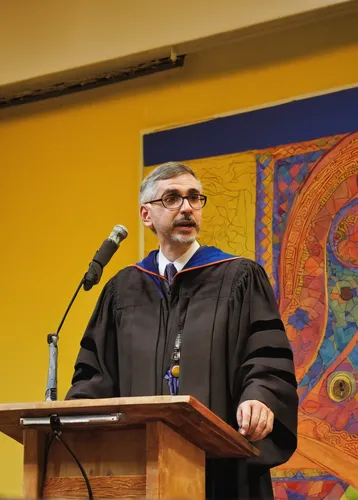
[172,216,198,228]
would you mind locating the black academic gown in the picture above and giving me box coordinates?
[66,246,298,499]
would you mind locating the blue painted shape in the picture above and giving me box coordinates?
[143,87,358,166]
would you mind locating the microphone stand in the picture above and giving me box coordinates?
[44,224,127,401]
[45,275,85,401]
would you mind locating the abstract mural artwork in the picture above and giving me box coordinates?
[143,87,358,499]
[257,133,358,499]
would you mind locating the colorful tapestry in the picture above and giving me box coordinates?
[143,87,358,499]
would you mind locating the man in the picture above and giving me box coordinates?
[66,161,298,499]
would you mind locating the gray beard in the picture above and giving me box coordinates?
[170,219,200,244]
[170,233,197,245]
[149,228,197,244]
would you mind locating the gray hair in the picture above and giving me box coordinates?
[140,161,202,204]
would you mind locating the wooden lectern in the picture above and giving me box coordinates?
[0,396,258,499]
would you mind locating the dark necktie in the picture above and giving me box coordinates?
[164,263,177,286]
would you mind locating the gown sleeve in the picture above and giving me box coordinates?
[65,278,120,400]
[229,259,299,468]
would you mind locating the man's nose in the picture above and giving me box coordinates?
[180,197,193,213]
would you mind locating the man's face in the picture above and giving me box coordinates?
[140,174,203,246]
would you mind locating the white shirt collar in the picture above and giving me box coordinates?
[158,240,200,276]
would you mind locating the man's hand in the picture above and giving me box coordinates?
[236,400,274,441]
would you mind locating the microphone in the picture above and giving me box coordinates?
[83,224,128,291]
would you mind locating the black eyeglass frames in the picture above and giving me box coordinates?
[146,193,207,210]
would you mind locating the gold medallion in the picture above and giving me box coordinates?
[171,365,180,378]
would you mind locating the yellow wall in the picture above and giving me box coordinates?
[1,12,358,497]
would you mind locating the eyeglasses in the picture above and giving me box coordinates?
[147,193,207,210]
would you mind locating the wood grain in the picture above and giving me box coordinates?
[43,475,145,498]
[0,395,258,457]
[46,427,146,477]
[146,421,205,500]
[23,429,46,499]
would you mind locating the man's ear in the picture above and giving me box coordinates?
[140,204,154,229]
